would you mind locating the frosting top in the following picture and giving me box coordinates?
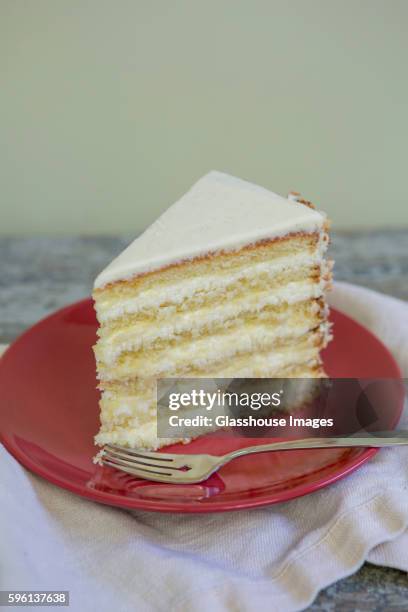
[94,171,325,288]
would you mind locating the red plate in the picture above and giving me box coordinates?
[0,300,403,513]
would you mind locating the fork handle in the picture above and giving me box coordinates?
[223,435,408,462]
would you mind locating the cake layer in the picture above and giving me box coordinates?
[95,361,326,449]
[99,361,326,430]
[98,327,328,394]
[94,234,332,374]
[94,232,329,322]
[96,257,323,325]
[96,290,326,368]
[97,290,325,354]
[203,329,327,378]
[96,313,328,381]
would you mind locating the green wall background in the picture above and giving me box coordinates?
[2,0,408,234]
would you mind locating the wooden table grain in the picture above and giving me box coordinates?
[1,230,407,609]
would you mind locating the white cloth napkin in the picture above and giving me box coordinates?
[1,281,407,612]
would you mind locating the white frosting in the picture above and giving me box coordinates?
[94,171,325,289]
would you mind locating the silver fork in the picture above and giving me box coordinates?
[101,432,408,484]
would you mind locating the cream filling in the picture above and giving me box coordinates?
[95,252,325,323]
[96,281,325,365]
[99,365,324,427]
[97,319,326,380]
[95,349,324,449]
[203,342,322,378]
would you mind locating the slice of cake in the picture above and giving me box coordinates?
[93,171,332,450]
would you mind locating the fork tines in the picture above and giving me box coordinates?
[101,444,190,480]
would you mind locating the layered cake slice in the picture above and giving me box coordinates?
[93,171,332,449]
